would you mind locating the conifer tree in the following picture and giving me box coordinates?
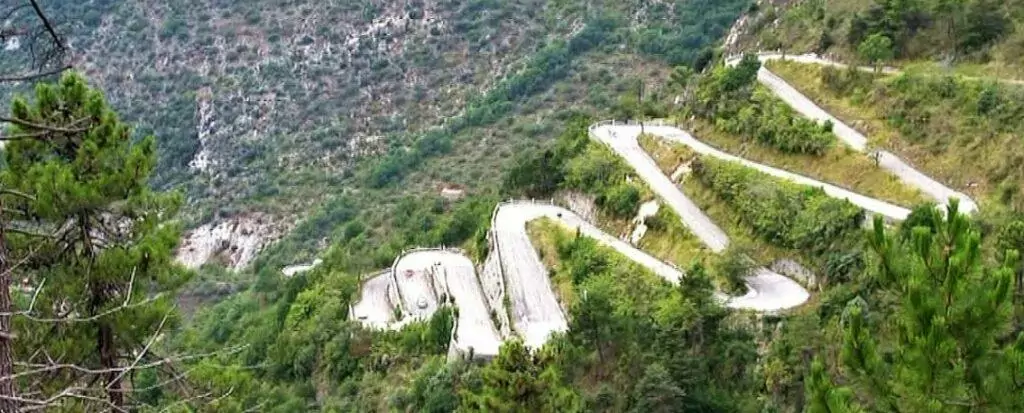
[459,339,582,412]
[0,72,190,409]
[630,363,686,413]
[832,200,1024,412]
[804,359,863,413]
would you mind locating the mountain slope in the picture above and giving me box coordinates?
[2,0,749,271]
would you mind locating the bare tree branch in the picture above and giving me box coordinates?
[106,308,169,390]
[6,345,245,384]
[0,293,166,322]
[155,389,216,413]
[0,65,71,83]
[0,189,36,202]
[2,227,53,239]
[26,0,63,52]
[3,387,130,412]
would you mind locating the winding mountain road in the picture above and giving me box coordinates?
[350,53,984,355]
[592,122,912,221]
[727,53,979,214]
[352,201,810,353]
[350,271,395,329]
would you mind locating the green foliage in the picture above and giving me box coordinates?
[848,0,1010,58]
[957,0,1011,54]
[459,340,583,412]
[716,88,836,155]
[629,363,686,413]
[266,275,360,381]
[368,16,616,188]
[804,359,864,413]
[830,201,1024,412]
[391,357,474,412]
[556,234,611,285]
[503,118,646,218]
[2,72,190,409]
[812,63,1024,210]
[691,157,864,254]
[599,183,641,218]
[630,0,750,66]
[535,222,760,411]
[502,116,592,198]
[502,149,566,198]
[711,243,756,294]
[669,66,694,90]
[693,56,835,155]
[857,33,894,69]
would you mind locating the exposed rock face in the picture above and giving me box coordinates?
[176,213,285,270]
[558,191,597,223]
[282,259,323,277]
[630,200,660,244]
[770,259,817,290]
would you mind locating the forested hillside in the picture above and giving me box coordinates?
[4,0,748,274]
[3,0,1024,411]
[730,0,1019,70]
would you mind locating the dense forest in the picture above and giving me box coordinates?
[2,0,1024,412]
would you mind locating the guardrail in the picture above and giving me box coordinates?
[587,119,673,135]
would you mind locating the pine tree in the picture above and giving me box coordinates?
[459,339,582,412]
[630,363,686,413]
[804,359,863,413]
[835,200,1023,412]
[1,72,190,409]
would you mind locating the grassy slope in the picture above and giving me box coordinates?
[678,116,928,207]
[527,219,581,309]
[736,0,1024,79]
[526,217,676,311]
[765,59,1003,206]
[637,134,794,265]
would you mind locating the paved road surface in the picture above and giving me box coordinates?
[353,200,811,351]
[353,250,502,357]
[599,124,912,221]
[350,272,394,329]
[726,53,979,214]
[494,201,810,349]
[393,251,443,321]
[427,250,502,357]
[588,126,731,251]
[747,52,1024,85]
[490,203,569,349]
[347,52,991,353]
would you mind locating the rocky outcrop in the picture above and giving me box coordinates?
[176,213,285,270]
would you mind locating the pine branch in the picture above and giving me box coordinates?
[105,307,168,390]
[3,387,129,412]
[0,116,89,133]
[0,189,36,202]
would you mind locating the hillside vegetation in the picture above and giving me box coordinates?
[732,0,1020,71]
[5,0,1024,412]
[765,58,1024,214]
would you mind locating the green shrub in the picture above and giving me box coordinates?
[556,234,611,285]
[692,157,864,254]
[712,243,756,294]
[598,183,642,218]
[695,60,835,155]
